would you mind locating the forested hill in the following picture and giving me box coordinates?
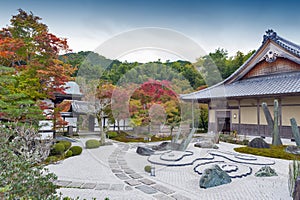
[60,49,255,90]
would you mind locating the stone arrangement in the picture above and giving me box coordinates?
[136,146,154,156]
[194,141,219,149]
[290,117,300,147]
[248,137,270,149]
[199,165,232,189]
[262,100,282,146]
[255,166,277,177]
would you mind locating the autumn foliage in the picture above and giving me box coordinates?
[0,9,75,123]
[129,79,180,127]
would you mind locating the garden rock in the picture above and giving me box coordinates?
[286,145,300,155]
[248,137,270,148]
[255,166,277,177]
[136,146,154,156]
[199,165,232,188]
[194,141,219,149]
[151,142,180,151]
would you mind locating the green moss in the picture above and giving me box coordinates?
[85,139,101,149]
[144,165,151,173]
[234,145,300,160]
[111,131,172,143]
[45,156,59,163]
[69,146,82,156]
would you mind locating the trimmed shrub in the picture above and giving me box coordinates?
[69,146,82,156]
[107,131,118,138]
[65,150,73,158]
[50,143,65,155]
[85,139,101,149]
[45,156,59,163]
[59,141,72,150]
[144,165,151,173]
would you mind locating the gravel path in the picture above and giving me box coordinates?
[48,136,292,200]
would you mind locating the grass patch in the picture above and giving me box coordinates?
[110,131,172,143]
[234,145,300,160]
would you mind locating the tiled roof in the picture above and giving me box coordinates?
[181,30,300,101]
[181,72,300,101]
[265,30,300,57]
[71,100,98,114]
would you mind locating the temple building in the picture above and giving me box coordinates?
[182,30,300,138]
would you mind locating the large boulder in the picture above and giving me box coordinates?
[194,141,219,149]
[151,142,180,151]
[136,146,154,156]
[199,165,232,189]
[248,137,270,148]
[255,166,277,177]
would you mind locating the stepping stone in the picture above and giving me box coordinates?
[129,173,143,179]
[55,180,72,187]
[110,184,124,191]
[171,194,191,200]
[118,161,127,165]
[125,179,141,186]
[124,169,135,174]
[153,194,174,200]
[135,185,157,194]
[109,164,119,169]
[125,186,133,191]
[120,165,130,169]
[152,184,175,195]
[67,182,84,188]
[112,169,123,173]
[95,183,110,190]
[139,178,156,185]
[115,173,130,180]
[81,182,97,189]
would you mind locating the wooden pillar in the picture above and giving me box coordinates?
[238,100,241,134]
[88,115,95,132]
[257,99,260,136]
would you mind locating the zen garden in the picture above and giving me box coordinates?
[2,9,300,200]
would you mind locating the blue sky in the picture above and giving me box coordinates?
[1,0,300,62]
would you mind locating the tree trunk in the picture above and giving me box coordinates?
[96,114,105,145]
[117,120,120,134]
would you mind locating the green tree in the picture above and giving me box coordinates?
[0,66,43,124]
